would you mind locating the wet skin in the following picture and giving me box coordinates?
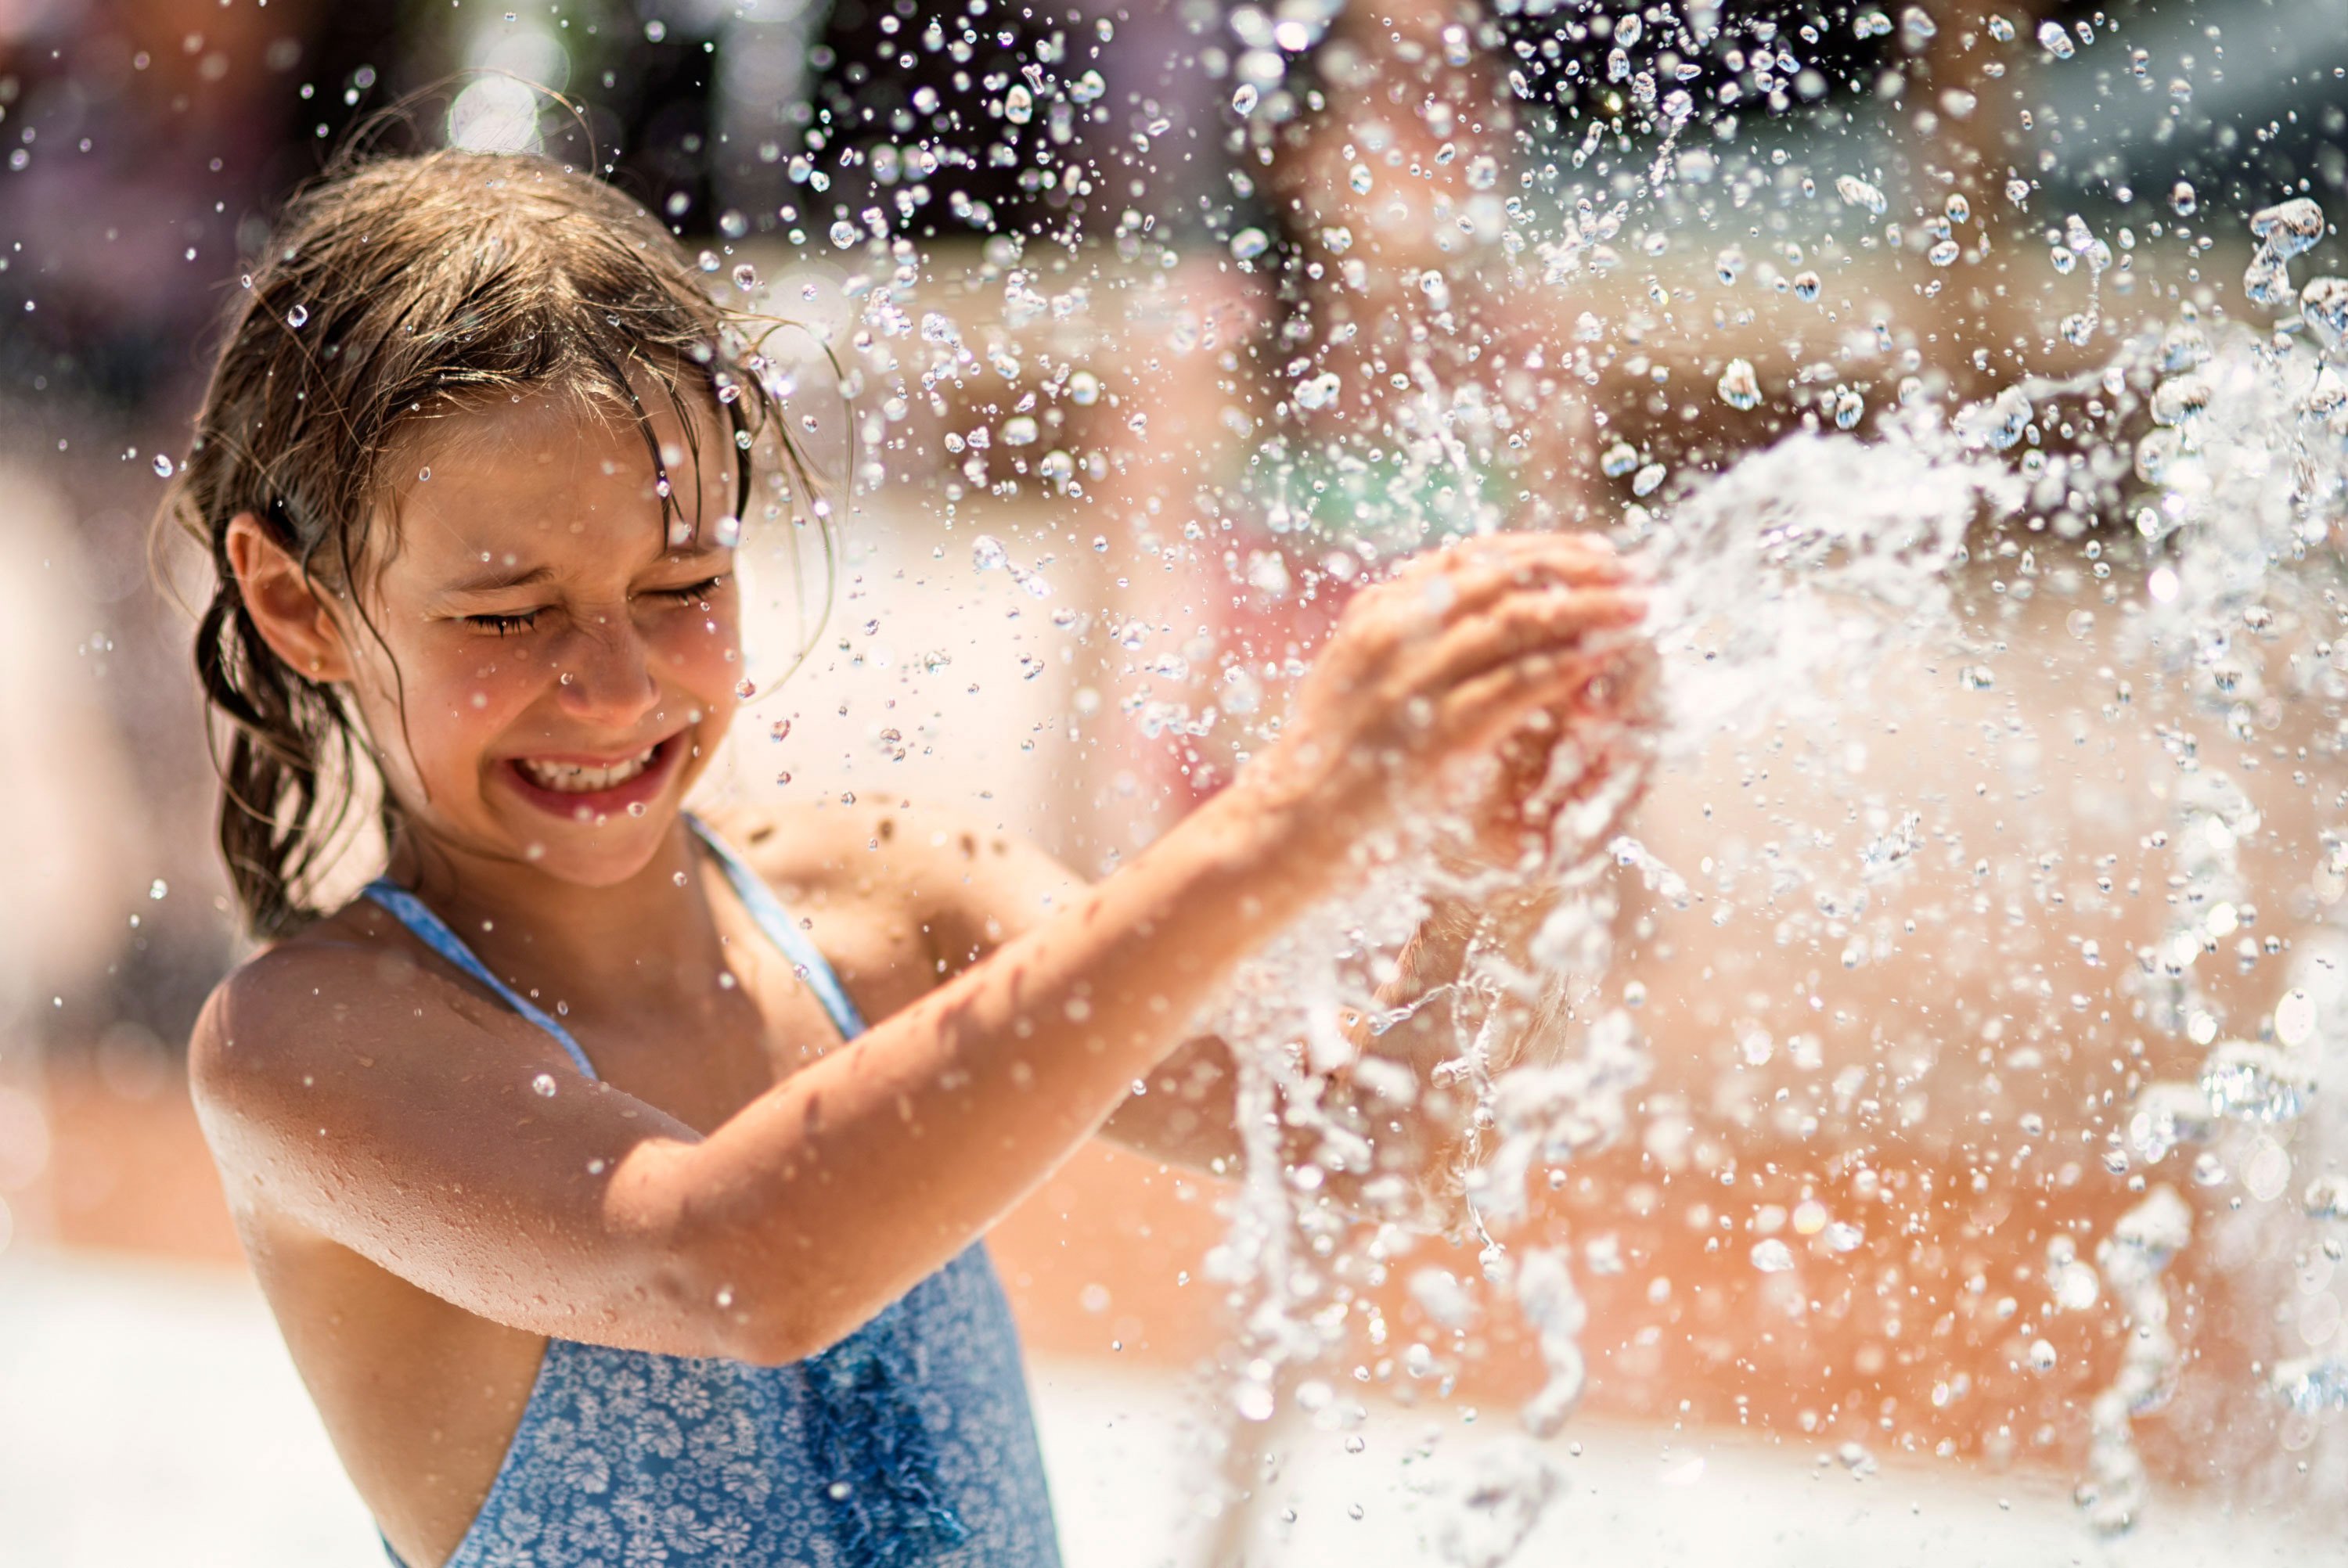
[192,392,1649,1564]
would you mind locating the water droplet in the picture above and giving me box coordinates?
[2301,278,2348,354]
[2251,197,2328,259]
[2272,1355,2348,1413]
[1600,441,1640,478]
[1792,270,1822,303]
[1956,385,2033,450]
[1068,370,1100,406]
[2036,19,2076,58]
[1631,462,1666,498]
[2276,989,2321,1047]
[152,453,174,478]
[2202,1041,2313,1123]
[2159,322,2211,372]
[734,678,756,699]
[1000,415,1039,447]
[2028,1339,2058,1372]
[1928,238,1960,267]
[2304,1174,2348,1219]
[2245,252,2294,309]
[2170,181,2198,217]
[732,263,759,292]
[2149,374,2212,427]
[2050,1258,2101,1311]
[418,466,432,483]
[1230,227,1270,263]
[1750,1238,1795,1273]
[2127,1081,2217,1163]
[148,879,168,900]
[1716,358,1762,411]
[1004,84,1034,124]
[1349,163,1374,195]
[829,219,861,249]
[1230,83,1259,115]
[1834,175,1887,216]
[286,304,310,329]
[531,1073,558,1097]
[1986,14,2015,41]
[1831,387,1865,430]
[972,535,1008,571]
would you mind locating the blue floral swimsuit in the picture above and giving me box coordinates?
[366,818,1061,1568]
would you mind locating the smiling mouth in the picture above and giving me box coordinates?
[514,743,661,794]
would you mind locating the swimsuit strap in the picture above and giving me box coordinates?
[362,880,600,1078]
[360,816,867,1081]
[686,813,869,1040]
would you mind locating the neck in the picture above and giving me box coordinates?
[384,816,727,1015]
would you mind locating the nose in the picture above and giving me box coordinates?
[550,608,662,730]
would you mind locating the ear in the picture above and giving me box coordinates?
[225,512,357,683]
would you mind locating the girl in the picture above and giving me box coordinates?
[173,149,1648,1568]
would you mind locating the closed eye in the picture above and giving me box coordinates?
[466,610,542,635]
[657,574,729,603]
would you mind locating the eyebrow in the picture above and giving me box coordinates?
[442,548,732,598]
[445,562,558,595]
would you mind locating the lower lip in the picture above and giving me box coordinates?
[501,736,684,822]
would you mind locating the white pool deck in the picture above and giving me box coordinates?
[2,1244,2343,1566]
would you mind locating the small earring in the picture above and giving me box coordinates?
[308,657,323,674]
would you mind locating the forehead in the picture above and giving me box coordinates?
[382,387,733,572]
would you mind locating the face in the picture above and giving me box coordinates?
[330,390,744,888]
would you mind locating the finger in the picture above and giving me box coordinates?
[1381,531,1626,599]
[1438,648,1626,760]
[1415,585,1648,689]
[1381,546,1640,642]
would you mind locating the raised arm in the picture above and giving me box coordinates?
[195,533,1644,1366]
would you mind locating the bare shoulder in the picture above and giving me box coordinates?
[189,903,556,1158]
[698,798,1082,963]
[190,907,407,1106]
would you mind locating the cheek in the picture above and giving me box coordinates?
[649,606,744,697]
[348,638,544,782]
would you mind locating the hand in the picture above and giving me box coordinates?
[1241,533,1648,876]
[1441,631,1661,877]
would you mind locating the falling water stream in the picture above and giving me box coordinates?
[732,0,2348,1556]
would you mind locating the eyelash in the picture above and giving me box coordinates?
[463,577,728,636]
[469,610,539,637]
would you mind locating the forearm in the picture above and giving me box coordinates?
[1094,884,1554,1210]
[657,781,1334,1361]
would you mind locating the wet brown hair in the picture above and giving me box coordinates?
[164,148,817,939]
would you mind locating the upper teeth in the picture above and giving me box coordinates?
[520,747,656,793]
